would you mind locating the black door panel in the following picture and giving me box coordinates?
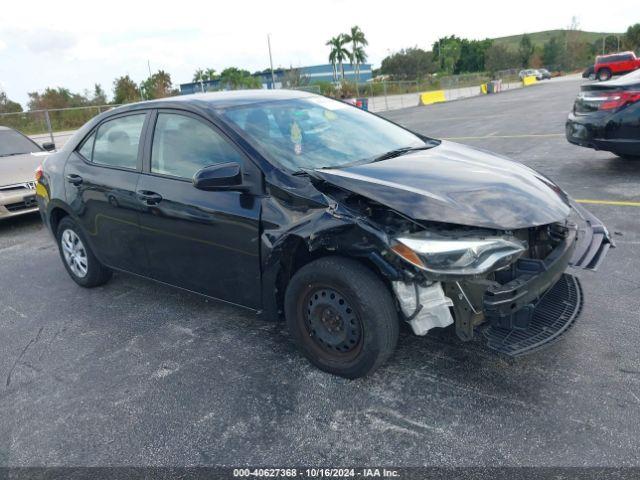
[137,110,262,308]
[137,175,261,307]
[64,152,147,273]
[63,112,149,274]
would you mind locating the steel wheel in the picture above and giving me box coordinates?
[302,286,364,360]
[61,229,88,278]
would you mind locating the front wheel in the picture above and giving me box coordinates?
[284,257,399,379]
[56,217,112,288]
[597,68,612,81]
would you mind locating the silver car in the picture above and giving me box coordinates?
[0,126,54,220]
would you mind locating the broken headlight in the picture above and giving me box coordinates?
[391,232,525,276]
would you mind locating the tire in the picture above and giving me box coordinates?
[597,68,612,81]
[284,256,399,379]
[56,217,112,288]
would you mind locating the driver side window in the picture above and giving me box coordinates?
[151,113,245,179]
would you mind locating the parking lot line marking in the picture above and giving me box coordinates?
[575,199,640,207]
[442,133,564,140]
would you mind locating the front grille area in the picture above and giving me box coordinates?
[5,196,37,212]
[484,273,583,356]
[0,182,36,192]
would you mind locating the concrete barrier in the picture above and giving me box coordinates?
[419,90,447,106]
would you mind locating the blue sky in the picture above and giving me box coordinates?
[0,0,636,108]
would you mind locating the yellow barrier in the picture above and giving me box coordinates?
[419,90,446,105]
[480,83,488,94]
[522,75,538,86]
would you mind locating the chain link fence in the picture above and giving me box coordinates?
[0,105,119,145]
[0,69,537,142]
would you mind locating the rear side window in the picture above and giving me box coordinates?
[78,132,95,160]
[151,113,245,179]
[91,114,146,169]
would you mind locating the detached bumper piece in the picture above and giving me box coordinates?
[570,201,613,271]
[484,273,583,356]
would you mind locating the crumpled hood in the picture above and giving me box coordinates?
[313,141,572,230]
[0,152,46,187]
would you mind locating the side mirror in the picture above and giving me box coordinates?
[193,162,244,191]
[42,142,56,151]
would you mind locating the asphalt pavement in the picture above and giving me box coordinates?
[1,78,639,467]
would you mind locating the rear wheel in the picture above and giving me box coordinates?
[597,68,612,81]
[284,257,399,378]
[56,217,112,288]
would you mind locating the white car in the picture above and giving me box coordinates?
[0,126,54,220]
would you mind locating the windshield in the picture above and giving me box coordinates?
[0,129,41,156]
[221,96,428,171]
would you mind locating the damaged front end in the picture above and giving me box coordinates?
[388,203,613,356]
[261,164,612,358]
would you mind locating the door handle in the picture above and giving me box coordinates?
[137,190,163,205]
[65,174,83,186]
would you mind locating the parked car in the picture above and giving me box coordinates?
[594,51,640,81]
[37,90,611,378]
[566,68,640,159]
[519,69,540,80]
[582,65,595,80]
[0,126,55,220]
[537,68,552,80]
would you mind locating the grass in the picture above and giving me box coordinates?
[492,29,622,50]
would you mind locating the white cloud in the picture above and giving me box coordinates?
[0,0,635,107]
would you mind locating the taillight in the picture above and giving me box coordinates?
[599,91,640,110]
[35,164,43,182]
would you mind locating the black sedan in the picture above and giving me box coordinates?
[566,69,640,158]
[37,90,611,378]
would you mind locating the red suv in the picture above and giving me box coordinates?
[595,51,640,81]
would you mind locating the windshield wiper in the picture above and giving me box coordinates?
[371,145,433,162]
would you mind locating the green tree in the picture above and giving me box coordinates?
[141,70,175,100]
[345,25,368,82]
[326,34,351,81]
[204,68,218,81]
[28,87,88,110]
[604,35,621,53]
[0,91,23,113]
[113,75,140,104]
[542,37,562,67]
[484,44,519,73]
[91,84,107,105]
[193,68,206,82]
[433,36,462,73]
[283,68,310,88]
[518,34,534,67]
[380,48,436,79]
[455,38,492,73]
[219,67,261,90]
[624,23,640,51]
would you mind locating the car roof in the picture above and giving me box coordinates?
[110,89,314,115]
[0,126,15,131]
[596,51,636,60]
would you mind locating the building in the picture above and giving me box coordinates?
[180,63,373,95]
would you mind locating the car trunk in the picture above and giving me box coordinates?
[574,77,640,114]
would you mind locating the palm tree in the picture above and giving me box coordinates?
[326,35,351,81]
[204,68,217,81]
[345,26,368,82]
[193,69,205,82]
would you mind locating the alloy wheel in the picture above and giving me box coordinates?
[61,229,89,278]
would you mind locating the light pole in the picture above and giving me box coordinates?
[267,34,276,89]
